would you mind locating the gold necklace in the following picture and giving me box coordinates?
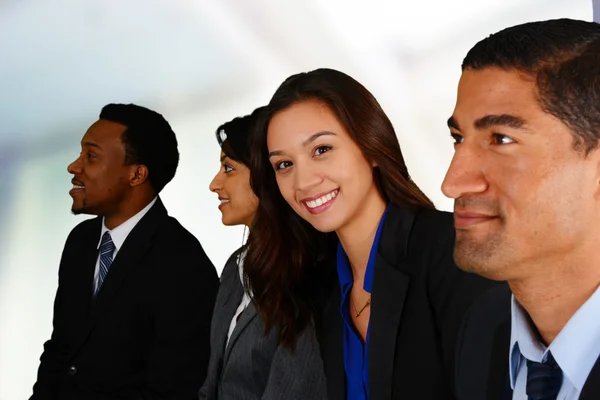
[352,296,371,318]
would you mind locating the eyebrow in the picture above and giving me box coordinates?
[268,131,337,159]
[82,141,103,151]
[475,114,528,130]
[220,154,228,163]
[447,114,529,131]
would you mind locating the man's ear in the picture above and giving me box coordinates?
[130,164,149,187]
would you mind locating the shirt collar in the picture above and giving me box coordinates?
[509,284,600,391]
[97,197,158,252]
[509,296,546,388]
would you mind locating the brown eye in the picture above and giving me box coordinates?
[491,133,515,145]
[314,145,332,156]
[274,160,292,171]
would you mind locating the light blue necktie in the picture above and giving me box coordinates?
[95,231,115,297]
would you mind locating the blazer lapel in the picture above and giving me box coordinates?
[70,218,102,319]
[580,355,600,399]
[222,300,258,366]
[319,278,346,400]
[368,255,410,400]
[486,320,511,400]
[221,250,245,306]
[68,198,167,358]
[368,205,414,400]
[214,256,245,361]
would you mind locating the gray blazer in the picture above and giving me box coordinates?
[199,247,327,400]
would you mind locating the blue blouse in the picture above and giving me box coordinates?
[336,207,389,400]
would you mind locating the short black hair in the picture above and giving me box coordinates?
[99,103,179,193]
[215,106,266,167]
[463,18,600,154]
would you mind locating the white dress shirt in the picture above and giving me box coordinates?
[226,249,252,344]
[509,284,600,399]
[93,197,157,293]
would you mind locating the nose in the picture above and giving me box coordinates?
[293,160,323,193]
[209,171,223,193]
[441,145,488,199]
[67,156,82,175]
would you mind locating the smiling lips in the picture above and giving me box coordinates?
[302,189,338,215]
[69,180,85,196]
[218,198,230,209]
[454,210,498,229]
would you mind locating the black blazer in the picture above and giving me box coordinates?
[455,285,600,400]
[199,248,327,400]
[313,204,504,400]
[31,198,219,400]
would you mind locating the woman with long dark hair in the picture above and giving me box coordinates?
[244,69,502,399]
[199,107,327,400]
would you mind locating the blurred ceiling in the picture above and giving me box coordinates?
[0,0,591,144]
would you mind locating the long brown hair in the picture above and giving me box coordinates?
[245,68,434,348]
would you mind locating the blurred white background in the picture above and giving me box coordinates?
[0,1,593,398]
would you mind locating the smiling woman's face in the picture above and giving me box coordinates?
[266,100,380,233]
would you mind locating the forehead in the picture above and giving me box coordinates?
[83,119,127,143]
[267,101,347,148]
[454,68,541,124]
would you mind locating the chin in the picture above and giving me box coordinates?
[305,218,339,233]
[71,206,89,215]
[454,251,509,281]
[71,197,94,216]
[221,215,241,227]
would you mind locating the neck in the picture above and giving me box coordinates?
[104,192,155,230]
[336,190,387,282]
[510,254,600,345]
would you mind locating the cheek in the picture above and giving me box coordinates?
[509,161,593,236]
[487,153,551,209]
[99,165,126,187]
[541,164,593,215]
[239,180,259,209]
[338,154,374,192]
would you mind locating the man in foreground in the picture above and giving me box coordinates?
[443,19,600,400]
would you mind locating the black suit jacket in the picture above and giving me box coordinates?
[313,205,504,400]
[199,248,327,400]
[455,285,600,400]
[31,198,219,400]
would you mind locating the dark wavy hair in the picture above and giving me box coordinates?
[216,106,266,167]
[245,68,434,348]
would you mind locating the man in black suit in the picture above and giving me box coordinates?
[30,104,219,400]
[442,19,600,400]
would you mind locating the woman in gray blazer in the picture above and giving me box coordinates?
[200,107,327,400]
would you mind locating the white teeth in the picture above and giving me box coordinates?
[72,185,84,189]
[304,190,338,209]
[220,199,230,204]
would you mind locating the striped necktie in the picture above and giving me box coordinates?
[95,231,115,297]
[526,352,563,400]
